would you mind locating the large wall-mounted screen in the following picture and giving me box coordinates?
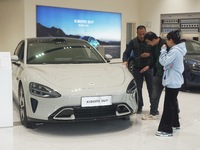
[36,5,122,58]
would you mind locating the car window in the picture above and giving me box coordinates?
[27,39,105,64]
[186,40,200,54]
[14,41,24,62]
[191,41,200,53]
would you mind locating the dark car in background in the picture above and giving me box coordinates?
[128,39,200,91]
[181,39,200,90]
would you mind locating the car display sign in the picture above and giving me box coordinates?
[81,96,112,107]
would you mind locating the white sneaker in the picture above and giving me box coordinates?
[142,114,158,120]
[156,131,173,137]
[173,127,180,130]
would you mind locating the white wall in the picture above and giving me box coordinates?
[0,0,24,54]
[138,0,200,36]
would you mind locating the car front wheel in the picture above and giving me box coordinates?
[128,58,134,74]
[19,85,36,128]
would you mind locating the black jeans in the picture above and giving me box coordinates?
[150,75,164,115]
[158,87,180,133]
[132,67,153,110]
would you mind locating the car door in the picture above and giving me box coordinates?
[12,41,25,101]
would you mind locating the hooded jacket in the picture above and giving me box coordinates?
[152,37,166,77]
[159,42,187,88]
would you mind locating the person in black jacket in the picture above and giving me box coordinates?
[142,31,166,120]
[123,25,153,114]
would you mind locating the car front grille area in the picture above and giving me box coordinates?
[48,103,133,121]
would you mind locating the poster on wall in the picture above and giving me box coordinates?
[36,5,122,58]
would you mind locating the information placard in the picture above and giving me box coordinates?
[0,52,13,128]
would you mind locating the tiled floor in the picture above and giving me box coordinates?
[1,85,200,150]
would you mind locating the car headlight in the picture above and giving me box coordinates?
[126,79,137,94]
[189,62,200,71]
[29,82,61,98]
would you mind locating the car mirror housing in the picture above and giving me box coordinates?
[11,55,19,62]
[104,54,113,62]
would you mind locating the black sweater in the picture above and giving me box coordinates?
[123,37,153,69]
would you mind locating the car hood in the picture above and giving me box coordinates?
[185,54,200,62]
[26,64,128,89]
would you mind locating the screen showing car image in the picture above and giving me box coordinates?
[36,5,122,58]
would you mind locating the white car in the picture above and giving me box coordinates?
[12,37,138,128]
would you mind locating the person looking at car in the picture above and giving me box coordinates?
[142,31,166,120]
[156,30,187,137]
[122,25,154,114]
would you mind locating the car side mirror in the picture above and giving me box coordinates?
[11,55,19,62]
[104,54,113,62]
[11,55,21,67]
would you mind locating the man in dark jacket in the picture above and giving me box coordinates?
[123,25,153,114]
[142,31,166,119]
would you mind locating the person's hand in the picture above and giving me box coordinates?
[141,52,150,58]
[123,61,128,67]
[161,44,170,52]
[140,66,149,73]
[161,44,167,50]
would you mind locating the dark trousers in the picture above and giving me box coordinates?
[132,67,153,110]
[158,87,180,133]
[150,75,164,115]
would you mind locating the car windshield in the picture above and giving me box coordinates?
[185,40,200,54]
[27,38,106,64]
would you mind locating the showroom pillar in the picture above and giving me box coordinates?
[0,52,13,128]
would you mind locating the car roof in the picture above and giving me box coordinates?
[181,39,199,43]
[26,37,86,43]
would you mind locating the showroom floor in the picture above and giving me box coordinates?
[1,84,200,150]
